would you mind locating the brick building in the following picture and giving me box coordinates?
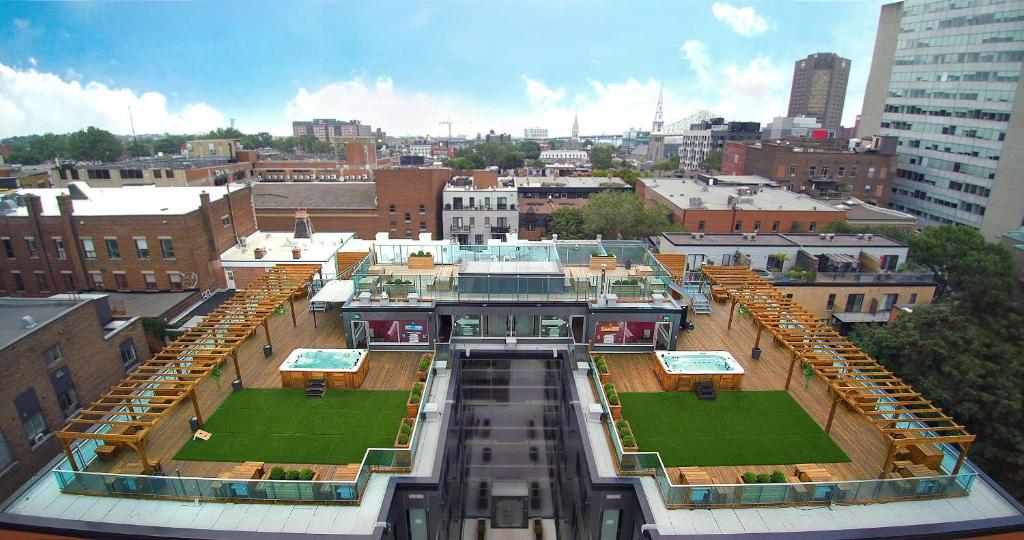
[721,137,898,205]
[292,119,373,145]
[0,294,149,497]
[52,158,254,188]
[0,183,256,297]
[253,168,452,239]
[637,177,845,234]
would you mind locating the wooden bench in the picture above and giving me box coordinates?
[907,443,943,470]
[94,444,119,460]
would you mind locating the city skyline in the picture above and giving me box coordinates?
[0,1,882,139]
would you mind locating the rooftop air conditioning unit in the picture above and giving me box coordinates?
[826,234,836,241]
[696,232,705,240]
[864,233,874,241]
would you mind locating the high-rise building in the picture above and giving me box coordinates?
[859,1,1024,237]
[788,53,851,130]
[291,118,373,145]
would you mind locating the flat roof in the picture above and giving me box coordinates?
[102,291,196,319]
[252,182,377,210]
[521,198,589,215]
[788,232,905,247]
[0,296,92,350]
[220,231,354,263]
[511,176,629,189]
[6,182,248,217]
[640,178,842,212]
[704,174,778,186]
[62,156,237,170]
[660,232,905,247]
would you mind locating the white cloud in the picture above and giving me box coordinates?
[711,3,769,37]
[28,57,37,67]
[522,75,566,109]
[719,56,787,119]
[680,40,711,83]
[0,62,227,137]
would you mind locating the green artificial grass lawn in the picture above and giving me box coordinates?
[174,388,407,464]
[619,391,851,467]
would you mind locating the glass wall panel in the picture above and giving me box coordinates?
[486,315,508,337]
[369,319,430,343]
[514,315,538,337]
[541,316,569,338]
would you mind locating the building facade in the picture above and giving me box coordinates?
[721,138,899,204]
[523,127,548,140]
[442,176,518,244]
[0,294,148,497]
[673,118,762,171]
[761,116,825,140]
[183,139,240,159]
[859,0,1024,237]
[788,53,851,130]
[52,159,253,188]
[0,183,256,297]
[292,119,373,144]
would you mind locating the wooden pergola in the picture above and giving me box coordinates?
[701,266,975,478]
[56,264,323,473]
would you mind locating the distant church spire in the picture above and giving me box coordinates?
[570,111,580,150]
[652,87,664,133]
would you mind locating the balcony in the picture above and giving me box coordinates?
[450,224,471,234]
[489,225,511,234]
[444,203,516,211]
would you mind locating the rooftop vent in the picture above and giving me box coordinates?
[67,183,90,201]
[20,315,38,329]
[293,209,314,239]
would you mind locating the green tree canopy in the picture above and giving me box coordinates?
[905,225,1015,311]
[652,155,680,171]
[499,151,525,170]
[203,127,244,139]
[545,191,677,240]
[240,132,274,149]
[66,127,123,162]
[589,144,615,170]
[271,136,297,153]
[516,140,541,160]
[701,149,722,171]
[547,205,588,239]
[153,134,187,155]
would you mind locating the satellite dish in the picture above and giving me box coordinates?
[181,272,199,289]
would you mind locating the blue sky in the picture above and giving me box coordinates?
[0,1,884,138]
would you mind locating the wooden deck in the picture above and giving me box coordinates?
[85,299,420,479]
[603,304,890,484]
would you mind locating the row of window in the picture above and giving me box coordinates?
[887,86,1016,102]
[788,165,877,179]
[891,185,987,216]
[900,137,1003,160]
[2,269,186,293]
[889,200,965,226]
[897,29,1024,49]
[693,220,819,233]
[882,119,1006,142]
[899,152,997,180]
[889,69,1020,83]
[902,0,1014,16]
[1,235,175,261]
[894,49,1024,67]
[447,197,511,209]
[899,8,1024,33]
[883,103,1011,122]
[826,292,915,313]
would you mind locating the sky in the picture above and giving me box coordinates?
[0,1,885,139]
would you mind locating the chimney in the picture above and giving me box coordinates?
[254,247,265,259]
[291,248,302,259]
[293,209,314,239]
[22,193,44,218]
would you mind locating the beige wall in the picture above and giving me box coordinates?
[778,283,935,320]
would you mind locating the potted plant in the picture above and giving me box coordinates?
[616,419,638,451]
[408,250,434,270]
[385,278,414,297]
[407,382,424,418]
[589,251,617,271]
[395,418,413,448]
[604,384,622,419]
[253,247,266,259]
[592,355,610,384]
[417,353,433,382]
[610,278,642,297]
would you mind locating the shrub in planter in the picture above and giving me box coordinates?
[397,431,410,446]
[285,470,300,481]
[399,420,413,435]
[616,419,629,432]
[756,473,771,484]
[418,355,432,372]
[621,434,636,448]
[409,383,424,403]
[770,470,786,483]
[607,391,620,406]
[269,466,285,480]
[741,472,757,484]
[299,468,315,481]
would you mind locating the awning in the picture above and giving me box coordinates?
[311,280,354,304]
[824,253,858,264]
[831,311,891,323]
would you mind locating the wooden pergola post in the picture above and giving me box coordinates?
[727,298,738,329]
[753,325,763,349]
[880,442,898,478]
[952,441,972,474]
[784,355,798,390]
[189,389,204,428]
[231,352,241,380]
[59,437,79,471]
[263,320,272,347]
[289,298,297,327]
[825,394,841,433]
[128,440,152,474]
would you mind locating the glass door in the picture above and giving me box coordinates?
[351,321,368,348]
[655,322,672,350]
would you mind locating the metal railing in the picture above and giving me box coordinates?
[53,362,440,504]
[583,355,977,509]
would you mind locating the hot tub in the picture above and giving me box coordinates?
[654,350,744,391]
[279,348,369,389]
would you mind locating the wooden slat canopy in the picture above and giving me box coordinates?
[701,266,975,477]
[56,264,322,472]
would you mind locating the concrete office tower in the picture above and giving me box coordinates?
[859,1,1024,237]
[788,53,851,130]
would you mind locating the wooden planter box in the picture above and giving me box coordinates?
[608,403,622,420]
[394,419,413,448]
[407,402,420,418]
[622,440,638,452]
[416,369,428,382]
[589,255,617,271]
[407,255,434,270]
[598,371,610,384]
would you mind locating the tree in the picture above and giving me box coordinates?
[240,132,274,149]
[582,139,594,149]
[547,206,588,239]
[652,155,680,172]
[850,306,1024,502]
[66,127,123,162]
[271,136,297,153]
[906,225,1015,311]
[153,134,187,155]
[499,151,525,170]
[127,138,154,158]
[590,144,615,170]
[582,191,675,239]
[449,157,476,170]
[203,127,244,139]
[702,149,723,171]
[516,140,541,160]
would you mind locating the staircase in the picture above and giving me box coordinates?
[696,380,717,400]
[336,251,371,279]
[306,379,325,398]
[689,293,712,315]
[655,253,712,315]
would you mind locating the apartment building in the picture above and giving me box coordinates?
[859,0,1024,237]
[292,118,373,145]
[671,118,762,170]
[637,177,845,234]
[0,183,256,297]
[183,139,241,159]
[0,294,148,496]
[442,175,518,244]
[52,158,253,188]
[788,53,852,130]
[523,127,549,140]
[721,137,899,204]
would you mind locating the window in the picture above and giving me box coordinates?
[882,293,899,311]
[61,272,75,291]
[788,165,796,177]
[808,166,816,177]
[143,272,157,290]
[81,238,96,259]
[474,234,484,245]
[51,367,80,418]
[809,222,817,232]
[418,204,426,214]
[221,215,231,228]
[14,390,48,446]
[837,166,845,177]
[771,221,780,232]
[2,237,13,258]
[697,220,705,231]
[826,294,836,311]
[34,272,48,292]
[134,237,149,259]
[12,272,24,292]
[405,229,413,239]
[389,204,397,214]
[753,221,761,231]
[734,221,743,232]
[526,224,536,231]
[0,430,13,473]
[25,237,39,258]
[159,238,175,259]
[864,184,872,194]
[113,272,128,290]
[850,167,858,177]
[820,167,829,177]
[168,272,182,291]
[43,344,63,368]
[844,294,865,312]
[105,238,121,259]
[419,221,427,232]
[404,212,411,223]
[89,271,104,289]
[120,339,139,368]
[53,237,66,260]
[909,293,918,304]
